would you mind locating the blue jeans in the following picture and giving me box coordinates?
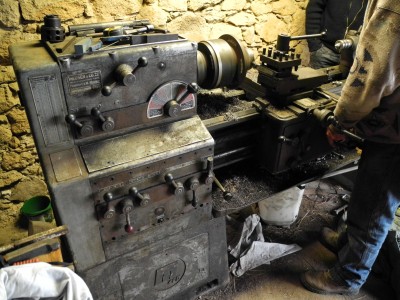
[309,44,340,69]
[334,141,400,289]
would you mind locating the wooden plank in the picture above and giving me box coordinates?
[0,225,68,254]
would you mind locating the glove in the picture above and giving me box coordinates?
[326,124,346,147]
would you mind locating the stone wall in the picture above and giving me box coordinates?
[0,0,309,243]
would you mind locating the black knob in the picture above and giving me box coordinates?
[137,57,148,67]
[164,100,181,117]
[131,57,148,76]
[65,114,80,126]
[101,81,117,96]
[101,85,113,96]
[177,82,199,104]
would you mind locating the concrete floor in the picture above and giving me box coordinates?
[201,179,397,300]
[205,242,394,300]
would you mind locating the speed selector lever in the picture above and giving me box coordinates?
[65,114,94,137]
[164,173,184,196]
[177,82,199,104]
[115,57,148,86]
[164,82,199,117]
[102,57,148,96]
[129,187,150,207]
[91,107,115,132]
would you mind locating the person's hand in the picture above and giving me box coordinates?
[326,124,346,147]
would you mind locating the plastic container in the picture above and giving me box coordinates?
[20,195,53,222]
[258,185,305,227]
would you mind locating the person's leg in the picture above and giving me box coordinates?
[302,142,400,294]
[388,231,400,298]
[334,142,400,289]
[374,230,400,298]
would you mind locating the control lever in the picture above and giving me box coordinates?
[131,56,148,74]
[177,82,199,104]
[102,57,148,96]
[277,136,299,146]
[65,114,94,137]
[164,173,184,195]
[186,177,199,207]
[311,108,364,144]
[103,192,116,219]
[129,187,150,206]
[203,157,214,185]
[91,107,115,131]
[213,176,233,201]
[164,82,198,117]
[120,199,134,233]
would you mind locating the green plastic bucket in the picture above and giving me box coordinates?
[20,195,53,222]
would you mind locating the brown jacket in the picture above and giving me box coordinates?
[334,0,400,144]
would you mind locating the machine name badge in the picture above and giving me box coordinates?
[67,70,102,95]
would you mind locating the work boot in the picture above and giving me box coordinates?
[300,269,359,295]
[320,227,347,253]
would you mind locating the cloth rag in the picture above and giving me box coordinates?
[0,262,93,300]
[229,214,301,277]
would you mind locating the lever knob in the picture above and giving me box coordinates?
[136,56,148,68]
[131,57,148,75]
[164,173,184,195]
[101,84,114,96]
[124,212,134,233]
[176,82,198,104]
